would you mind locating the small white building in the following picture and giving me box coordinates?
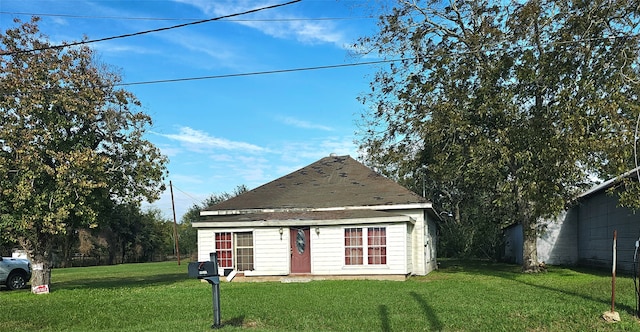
[194,155,439,281]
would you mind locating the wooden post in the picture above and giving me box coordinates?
[602,229,620,322]
[612,230,617,313]
[170,180,180,265]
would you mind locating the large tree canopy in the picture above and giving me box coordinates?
[0,18,168,289]
[356,0,640,271]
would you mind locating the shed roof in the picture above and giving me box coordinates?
[578,167,640,200]
[202,155,429,212]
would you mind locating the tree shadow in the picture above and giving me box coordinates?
[410,291,443,331]
[379,304,390,332]
[508,275,636,315]
[54,271,189,290]
[437,259,636,316]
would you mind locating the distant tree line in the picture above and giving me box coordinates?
[0,186,247,267]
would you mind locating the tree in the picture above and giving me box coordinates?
[180,185,249,258]
[0,18,168,290]
[356,0,640,272]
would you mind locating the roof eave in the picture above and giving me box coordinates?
[192,215,415,228]
[200,202,433,217]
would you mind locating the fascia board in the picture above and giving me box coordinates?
[192,215,415,228]
[199,202,433,216]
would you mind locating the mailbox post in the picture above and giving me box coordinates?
[188,252,222,329]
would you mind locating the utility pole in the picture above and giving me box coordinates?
[170,180,180,265]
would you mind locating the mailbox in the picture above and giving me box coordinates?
[187,252,222,328]
[188,261,219,278]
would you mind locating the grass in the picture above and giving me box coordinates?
[2,260,640,331]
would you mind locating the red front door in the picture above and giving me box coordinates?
[290,227,311,274]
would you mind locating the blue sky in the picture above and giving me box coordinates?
[0,0,384,221]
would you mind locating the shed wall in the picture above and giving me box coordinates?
[503,210,578,267]
[538,209,578,266]
[577,190,640,273]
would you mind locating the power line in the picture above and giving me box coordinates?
[0,0,301,56]
[117,33,640,86]
[0,58,394,97]
[0,32,636,94]
[117,59,399,87]
[0,11,373,22]
[170,184,203,205]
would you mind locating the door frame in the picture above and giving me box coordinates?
[289,227,311,274]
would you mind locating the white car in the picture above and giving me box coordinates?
[0,257,32,290]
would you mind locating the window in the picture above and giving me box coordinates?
[367,227,387,265]
[344,227,387,266]
[344,228,363,265]
[235,232,254,271]
[214,231,254,271]
[215,232,233,268]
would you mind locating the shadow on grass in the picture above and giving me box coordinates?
[379,304,390,332]
[437,259,522,278]
[437,259,636,315]
[224,315,245,327]
[410,291,443,331]
[54,271,189,290]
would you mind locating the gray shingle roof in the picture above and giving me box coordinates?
[203,155,428,212]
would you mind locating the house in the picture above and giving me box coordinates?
[193,154,439,281]
[504,168,640,273]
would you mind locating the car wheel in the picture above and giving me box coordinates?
[6,272,27,290]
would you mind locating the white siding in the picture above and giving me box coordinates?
[424,217,438,273]
[406,224,414,273]
[310,226,343,274]
[394,209,428,275]
[311,223,409,275]
[197,229,216,262]
[247,228,289,276]
[195,207,438,277]
[198,227,289,276]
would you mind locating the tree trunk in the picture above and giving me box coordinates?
[61,231,73,268]
[30,256,51,294]
[521,218,541,273]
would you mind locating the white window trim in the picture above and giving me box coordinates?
[343,227,387,267]
[214,230,255,272]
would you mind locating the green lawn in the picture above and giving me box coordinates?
[2,260,640,331]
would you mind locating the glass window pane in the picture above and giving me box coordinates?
[235,232,254,271]
[344,228,364,266]
[215,232,233,268]
[367,227,386,265]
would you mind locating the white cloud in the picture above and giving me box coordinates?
[92,42,158,56]
[158,145,183,157]
[231,155,270,182]
[170,173,204,185]
[173,0,348,47]
[156,126,265,153]
[277,135,358,163]
[279,116,333,131]
[156,30,238,64]
[50,17,69,26]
